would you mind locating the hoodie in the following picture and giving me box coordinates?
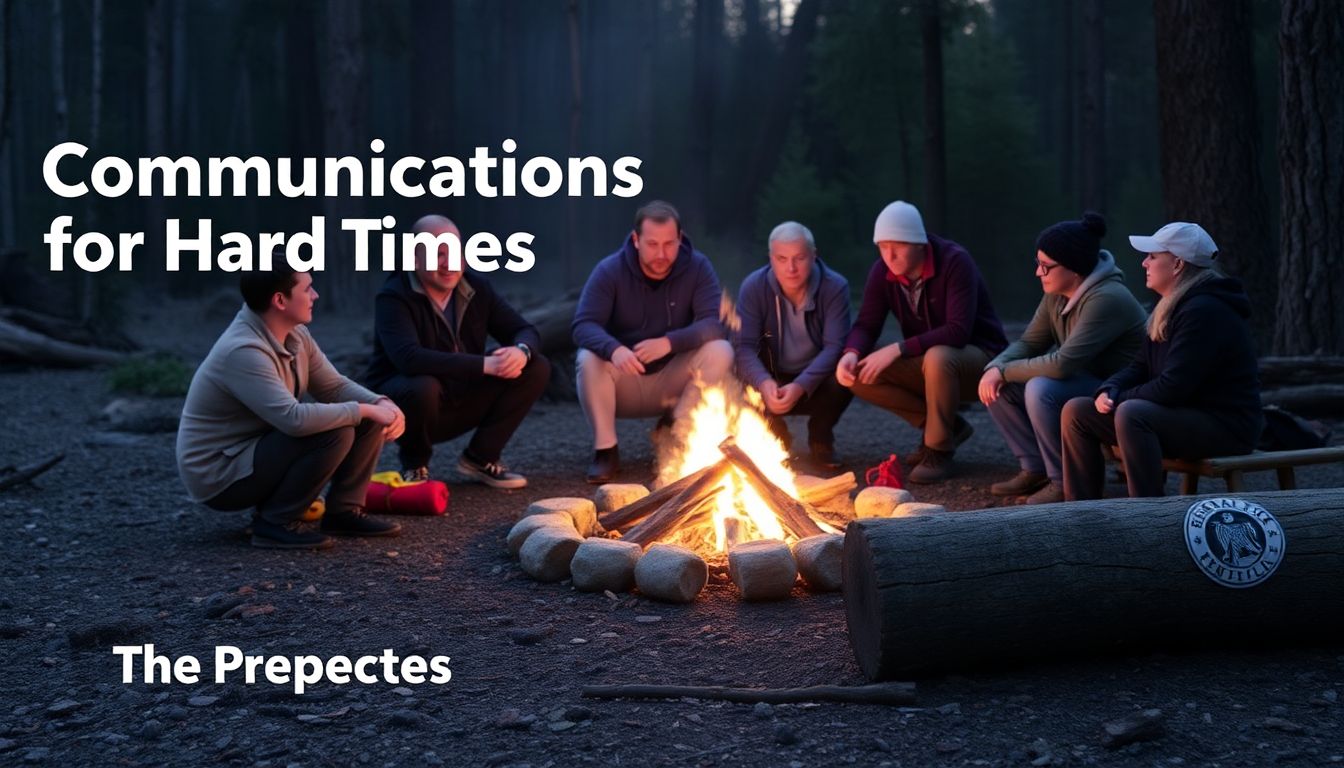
[571,234,725,372]
[988,250,1147,382]
[1101,276,1262,435]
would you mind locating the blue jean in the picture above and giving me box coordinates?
[986,374,1101,483]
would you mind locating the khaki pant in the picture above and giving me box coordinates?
[577,340,734,449]
[849,344,991,452]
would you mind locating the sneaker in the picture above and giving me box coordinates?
[907,447,955,484]
[321,507,401,537]
[457,454,528,490]
[1025,481,1065,505]
[401,466,430,483]
[586,445,620,485]
[904,416,974,467]
[251,518,334,550]
[990,470,1049,497]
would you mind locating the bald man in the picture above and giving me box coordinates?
[364,215,549,489]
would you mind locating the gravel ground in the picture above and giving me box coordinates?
[1,321,1341,767]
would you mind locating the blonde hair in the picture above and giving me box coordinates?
[1148,264,1217,341]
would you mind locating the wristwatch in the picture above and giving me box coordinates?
[516,343,532,362]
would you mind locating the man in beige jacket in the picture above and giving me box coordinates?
[177,261,404,549]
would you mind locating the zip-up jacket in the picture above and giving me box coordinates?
[734,260,851,396]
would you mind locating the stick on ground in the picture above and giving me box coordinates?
[581,682,917,706]
[0,453,65,493]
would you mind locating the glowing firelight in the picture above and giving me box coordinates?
[656,379,801,555]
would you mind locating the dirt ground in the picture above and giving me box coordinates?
[1,304,1341,767]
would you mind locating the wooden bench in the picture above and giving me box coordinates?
[1160,446,1344,494]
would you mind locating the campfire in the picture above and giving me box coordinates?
[508,379,927,602]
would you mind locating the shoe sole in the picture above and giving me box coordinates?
[321,526,402,538]
[251,535,334,550]
[457,461,527,490]
[989,479,1049,497]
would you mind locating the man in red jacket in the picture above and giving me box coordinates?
[836,201,1008,483]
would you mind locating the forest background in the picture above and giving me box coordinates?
[0,0,1338,356]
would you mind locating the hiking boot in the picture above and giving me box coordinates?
[904,416,974,467]
[401,465,430,483]
[586,445,620,485]
[251,518,334,550]
[990,470,1049,497]
[457,454,528,490]
[807,443,842,472]
[907,447,955,484]
[1025,481,1065,505]
[321,507,401,537]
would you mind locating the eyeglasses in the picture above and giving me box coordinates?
[1033,258,1059,275]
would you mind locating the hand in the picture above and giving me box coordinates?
[489,346,527,379]
[374,397,406,442]
[632,336,672,365]
[1095,392,1115,414]
[856,343,902,386]
[611,346,646,375]
[758,378,779,403]
[771,383,804,414]
[359,402,398,428]
[978,367,1005,407]
[836,352,858,388]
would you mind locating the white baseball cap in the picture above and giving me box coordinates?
[1128,222,1218,268]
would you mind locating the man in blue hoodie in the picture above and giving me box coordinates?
[572,201,733,483]
[734,221,853,471]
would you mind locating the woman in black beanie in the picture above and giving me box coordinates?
[1059,222,1262,499]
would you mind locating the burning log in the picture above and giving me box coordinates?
[620,461,732,548]
[843,490,1344,680]
[599,460,730,532]
[718,438,825,539]
[581,682,916,706]
[795,472,857,505]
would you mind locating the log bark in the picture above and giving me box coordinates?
[0,317,127,366]
[1257,356,1344,389]
[620,462,731,548]
[1260,384,1344,417]
[719,438,824,538]
[843,490,1344,680]
[600,459,729,532]
[796,472,857,505]
[581,682,916,706]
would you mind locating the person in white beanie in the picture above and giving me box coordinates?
[837,201,1008,483]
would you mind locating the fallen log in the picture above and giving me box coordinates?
[843,489,1344,680]
[719,438,825,539]
[600,459,730,532]
[1260,384,1344,417]
[0,453,65,492]
[1257,356,1344,389]
[581,682,916,706]
[620,461,732,548]
[0,316,127,367]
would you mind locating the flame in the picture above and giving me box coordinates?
[656,377,800,555]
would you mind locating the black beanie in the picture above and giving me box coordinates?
[1036,212,1106,276]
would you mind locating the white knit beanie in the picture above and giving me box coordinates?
[872,201,928,244]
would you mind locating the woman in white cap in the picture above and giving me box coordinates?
[1058,222,1262,499]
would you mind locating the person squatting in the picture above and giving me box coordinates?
[176,201,1262,549]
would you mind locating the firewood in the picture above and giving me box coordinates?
[620,461,732,548]
[600,459,730,532]
[0,453,65,493]
[718,438,824,539]
[0,317,127,367]
[796,472,857,505]
[581,682,916,706]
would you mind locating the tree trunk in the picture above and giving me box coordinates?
[565,0,582,287]
[687,0,722,234]
[1153,0,1275,331]
[1059,0,1075,201]
[1273,0,1343,355]
[0,0,14,247]
[81,0,103,322]
[144,0,168,273]
[732,0,821,233]
[169,0,187,148]
[410,0,453,155]
[50,0,67,142]
[920,0,946,233]
[844,490,1344,679]
[321,0,368,311]
[1079,0,1105,211]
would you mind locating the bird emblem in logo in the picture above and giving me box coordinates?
[1184,498,1285,588]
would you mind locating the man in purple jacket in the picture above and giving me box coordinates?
[837,201,1008,483]
[572,201,733,483]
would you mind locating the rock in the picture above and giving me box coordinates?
[522,497,600,537]
[46,699,81,717]
[728,540,798,600]
[894,502,947,517]
[937,702,961,715]
[1263,717,1305,734]
[387,709,432,728]
[773,723,798,745]
[101,397,182,434]
[165,704,190,720]
[518,527,584,582]
[594,484,649,517]
[753,702,774,719]
[505,512,575,558]
[22,747,50,763]
[791,534,844,592]
[66,621,151,649]
[508,626,551,646]
[137,719,165,740]
[854,487,915,518]
[187,695,218,707]
[1100,708,1165,748]
[494,708,534,730]
[564,706,593,722]
[634,544,708,603]
[569,538,642,593]
[203,592,248,619]
[0,738,16,750]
